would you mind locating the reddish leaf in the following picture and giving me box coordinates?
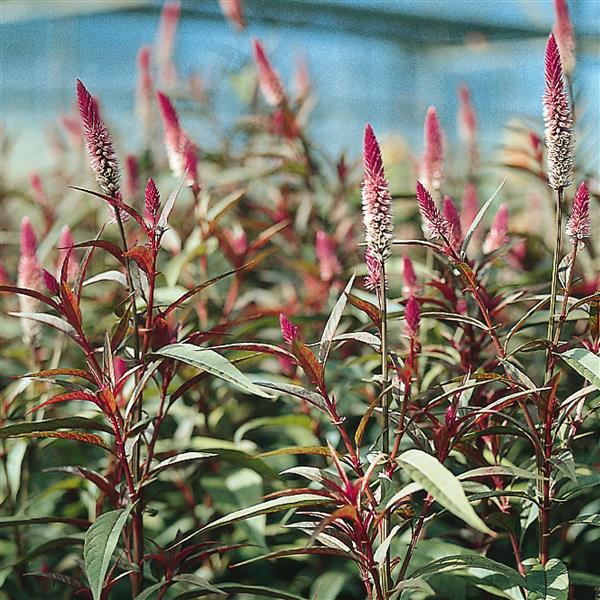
[28,391,98,414]
[72,240,125,265]
[0,285,61,311]
[347,293,381,328]
[60,283,82,327]
[123,245,154,274]
[17,430,109,449]
[25,368,96,384]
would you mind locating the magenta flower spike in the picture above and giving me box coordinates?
[252,39,286,107]
[124,154,139,198]
[361,124,393,262]
[156,0,180,86]
[458,85,477,145]
[136,46,154,138]
[543,34,573,191]
[279,313,300,345]
[404,295,420,337]
[422,106,444,194]
[18,217,42,344]
[293,54,311,99]
[156,91,200,189]
[315,230,341,282]
[416,180,450,240]
[461,182,479,231]
[76,79,121,197]
[443,195,463,249]
[58,225,78,281]
[219,0,245,31]
[483,203,509,254]
[566,181,591,242]
[43,269,60,296]
[29,173,49,208]
[145,178,161,224]
[553,0,575,76]
[402,255,418,298]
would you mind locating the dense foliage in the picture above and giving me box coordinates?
[0,2,598,599]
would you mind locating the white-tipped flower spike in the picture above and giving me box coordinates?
[364,246,387,291]
[566,181,591,242]
[77,80,121,197]
[422,106,444,194]
[553,0,575,76]
[544,34,573,191]
[57,225,79,281]
[252,39,286,107]
[361,124,393,262]
[219,0,245,31]
[416,181,450,241]
[18,217,42,345]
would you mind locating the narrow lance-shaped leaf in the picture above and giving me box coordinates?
[524,558,569,600]
[84,506,134,600]
[394,449,494,534]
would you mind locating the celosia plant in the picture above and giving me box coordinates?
[0,2,598,600]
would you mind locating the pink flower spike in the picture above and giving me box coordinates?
[252,39,286,106]
[483,203,509,254]
[233,229,248,256]
[43,269,60,296]
[20,216,37,258]
[219,0,245,31]
[458,85,477,144]
[566,181,591,242]
[361,124,393,261]
[293,53,310,99]
[18,218,42,344]
[443,195,463,249]
[553,0,575,76]
[402,255,418,297]
[315,230,341,282]
[30,173,49,208]
[136,46,154,138]
[422,106,444,193]
[544,34,573,191]
[58,225,78,281]
[404,296,420,337]
[364,247,383,291]
[76,79,120,196]
[416,180,450,240]
[145,178,161,223]
[461,182,479,231]
[156,0,180,86]
[279,313,300,345]
[124,154,139,198]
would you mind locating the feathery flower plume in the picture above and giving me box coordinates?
[483,203,509,254]
[293,54,311,99]
[279,313,300,345]
[219,0,245,31]
[156,91,200,189]
[124,154,139,198]
[364,247,383,291]
[553,0,575,76]
[416,180,450,240]
[145,177,161,224]
[566,181,590,241]
[461,182,479,231]
[361,124,393,261]
[136,46,154,139]
[458,85,477,144]
[156,0,180,86]
[443,195,463,249]
[76,79,120,196]
[315,230,341,282]
[404,295,420,337]
[57,225,78,281]
[43,269,60,296]
[252,39,286,107]
[18,217,42,344]
[402,255,418,297]
[543,34,573,191]
[29,173,49,208]
[422,106,444,194]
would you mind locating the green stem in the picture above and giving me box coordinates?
[379,261,391,596]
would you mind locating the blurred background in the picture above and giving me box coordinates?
[1,0,599,176]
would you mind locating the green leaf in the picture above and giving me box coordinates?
[524,558,569,600]
[408,554,525,588]
[460,177,507,258]
[318,274,355,364]
[558,348,600,391]
[84,506,134,600]
[172,573,224,595]
[550,513,600,533]
[0,417,112,437]
[0,515,89,528]
[154,343,273,398]
[148,451,216,477]
[234,414,313,443]
[395,449,493,534]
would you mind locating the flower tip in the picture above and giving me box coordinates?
[42,268,60,296]
[363,123,383,177]
[405,296,421,337]
[566,181,591,241]
[279,313,299,345]
[20,217,37,257]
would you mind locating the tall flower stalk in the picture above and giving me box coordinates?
[361,123,393,593]
[543,33,573,376]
